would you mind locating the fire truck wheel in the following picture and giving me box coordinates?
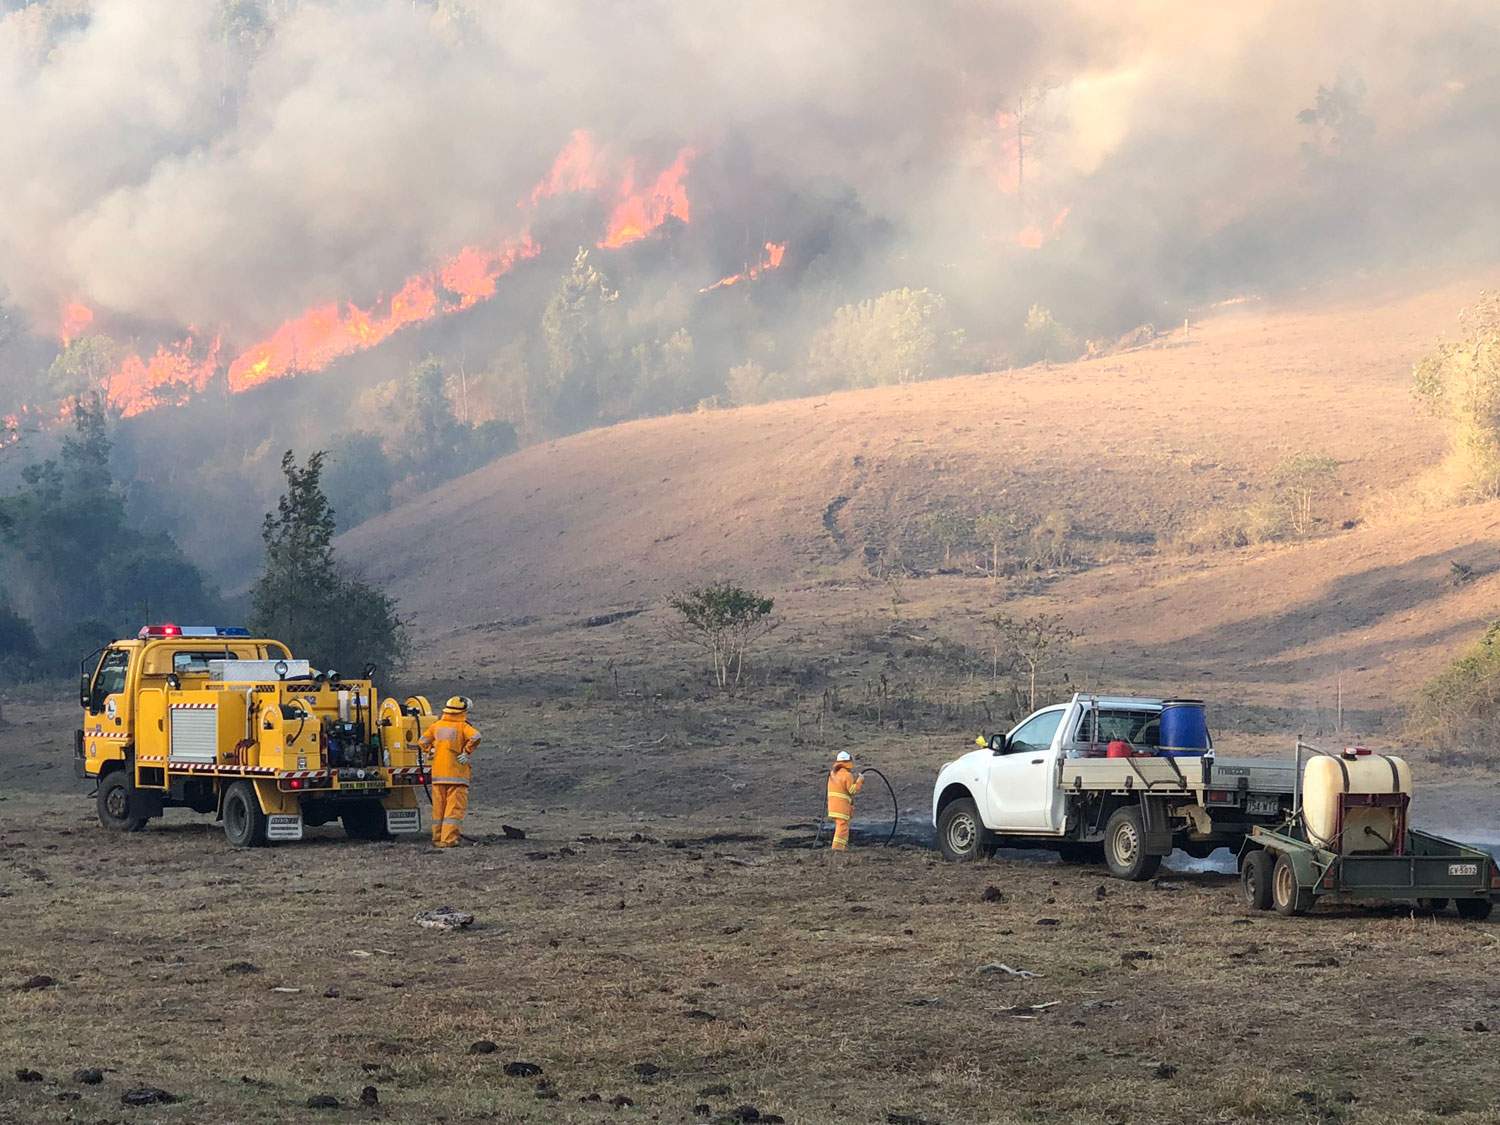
[96,770,147,832]
[222,781,269,848]
[1240,849,1274,911]
[1456,898,1494,922]
[1103,807,1162,882]
[341,801,391,841]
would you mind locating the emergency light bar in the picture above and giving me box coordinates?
[138,624,252,639]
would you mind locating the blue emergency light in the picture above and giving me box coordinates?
[138,624,252,639]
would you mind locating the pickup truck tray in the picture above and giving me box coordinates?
[1059,754,1295,796]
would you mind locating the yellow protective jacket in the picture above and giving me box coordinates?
[826,763,864,821]
[419,714,482,786]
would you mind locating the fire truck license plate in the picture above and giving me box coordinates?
[1448,863,1479,877]
[341,780,383,791]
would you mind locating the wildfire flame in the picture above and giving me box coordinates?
[700,241,787,292]
[1017,206,1071,250]
[596,147,695,249]
[51,130,704,417]
[59,301,94,345]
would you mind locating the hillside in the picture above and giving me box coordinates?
[343,276,1479,638]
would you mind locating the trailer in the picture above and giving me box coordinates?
[1238,742,1499,919]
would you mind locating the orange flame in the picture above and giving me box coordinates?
[59,301,94,345]
[700,241,788,292]
[991,110,1022,195]
[1016,206,1070,251]
[70,130,697,416]
[597,147,695,249]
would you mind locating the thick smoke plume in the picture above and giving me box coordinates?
[2,0,1500,388]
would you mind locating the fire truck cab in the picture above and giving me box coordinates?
[77,624,431,846]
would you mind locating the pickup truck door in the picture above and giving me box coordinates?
[987,706,1066,832]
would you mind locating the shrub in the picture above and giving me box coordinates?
[668,581,777,693]
[1412,292,1500,501]
[1407,622,1500,760]
[805,288,964,390]
[1016,305,1081,366]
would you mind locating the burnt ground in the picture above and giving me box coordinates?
[2,691,1500,1125]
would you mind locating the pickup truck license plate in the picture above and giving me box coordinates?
[1245,795,1279,816]
[1448,863,1479,877]
[340,780,383,791]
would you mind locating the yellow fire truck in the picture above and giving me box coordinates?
[76,624,433,846]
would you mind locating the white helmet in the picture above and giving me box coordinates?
[835,751,853,763]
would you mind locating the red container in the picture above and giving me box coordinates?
[1106,740,1134,758]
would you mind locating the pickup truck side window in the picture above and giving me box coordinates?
[1009,709,1064,754]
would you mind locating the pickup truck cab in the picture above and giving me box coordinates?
[932,693,1293,879]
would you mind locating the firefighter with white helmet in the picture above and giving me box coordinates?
[826,750,865,853]
[417,696,480,848]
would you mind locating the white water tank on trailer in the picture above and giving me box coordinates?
[1302,753,1411,852]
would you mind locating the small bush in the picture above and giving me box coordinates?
[1412,292,1500,502]
[1177,501,1290,552]
[1016,305,1081,366]
[1407,622,1500,760]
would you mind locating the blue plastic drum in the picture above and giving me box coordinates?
[1158,699,1210,756]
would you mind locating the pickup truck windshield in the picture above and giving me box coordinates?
[1010,709,1064,753]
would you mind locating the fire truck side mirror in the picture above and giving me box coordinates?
[166,674,181,691]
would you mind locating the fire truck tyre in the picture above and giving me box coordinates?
[1058,843,1104,864]
[937,797,993,862]
[1456,898,1494,922]
[96,770,147,832]
[1240,849,1274,911]
[1103,807,1161,881]
[1415,897,1450,914]
[222,782,269,848]
[1272,853,1313,916]
[341,801,391,841]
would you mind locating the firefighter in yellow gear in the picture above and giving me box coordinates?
[418,696,481,848]
[826,750,865,851]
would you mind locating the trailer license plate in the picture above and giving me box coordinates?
[1449,863,1479,877]
[1246,795,1279,816]
[341,780,383,791]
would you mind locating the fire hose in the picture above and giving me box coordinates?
[812,766,899,848]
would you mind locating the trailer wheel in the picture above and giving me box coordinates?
[96,769,147,833]
[1271,853,1313,917]
[1103,807,1161,881]
[1240,850,1274,911]
[222,781,269,848]
[937,797,993,862]
[342,800,391,841]
[1456,898,1494,922]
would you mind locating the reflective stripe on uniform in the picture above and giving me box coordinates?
[827,811,851,821]
[430,776,470,786]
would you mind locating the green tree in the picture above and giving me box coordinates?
[0,399,213,659]
[47,335,123,405]
[322,431,395,531]
[540,248,619,431]
[974,510,1019,581]
[1017,305,1079,365]
[923,508,970,568]
[1413,293,1500,501]
[668,581,777,694]
[1297,75,1374,163]
[806,288,964,390]
[248,451,406,674]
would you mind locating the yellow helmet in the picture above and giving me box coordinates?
[443,695,471,714]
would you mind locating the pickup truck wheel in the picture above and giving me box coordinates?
[1271,853,1313,916]
[96,770,147,832]
[1456,898,1494,922]
[937,797,992,862]
[1240,850,1274,910]
[1103,807,1161,881]
[222,781,269,848]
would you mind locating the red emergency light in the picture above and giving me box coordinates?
[137,623,182,638]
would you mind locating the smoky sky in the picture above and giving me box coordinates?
[2,0,1499,361]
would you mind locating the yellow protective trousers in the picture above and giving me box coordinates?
[830,814,851,851]
[431,783,469,847]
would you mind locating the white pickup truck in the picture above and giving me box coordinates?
[931,693,1295,879]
